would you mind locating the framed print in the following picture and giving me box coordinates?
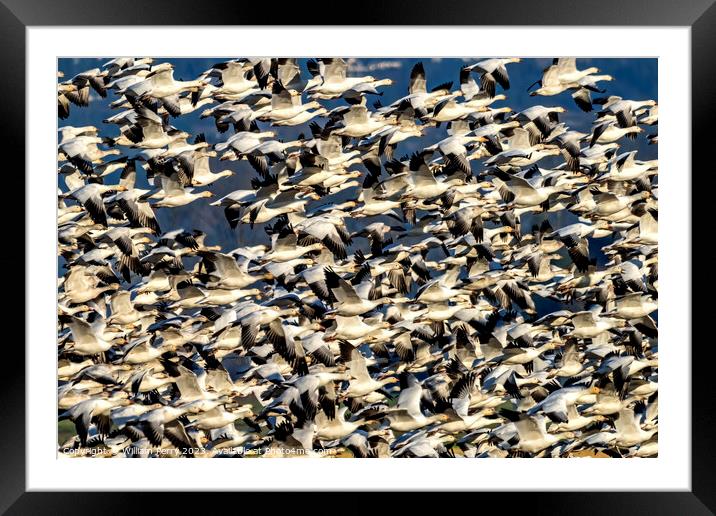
[5,0,711,513]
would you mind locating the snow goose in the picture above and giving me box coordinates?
[266,81,322,122]
[59,135,120,173]
[414,269,467,303]
[59,68,108,105]
[262,226,322,262]
[581,382,626,416]
[376,62,451,119]
[272,107,328,127]
[438,372,499,433]
[151,174,213,208]
[175,149,233,187]
[59,392,130,446]
[62,314,125,356]
[598,96,656,129]
[499,410,576,454]
[333,101,389,138]
[61,265,118,304]
[526,379,600,423]
[117,106,190,149]
[126,63,208,115]
[528,62,567,97]
[201,101,269,133]
[382,374,449,432]
[552,57,599,83]
[511,105,566,143]
[103,57,153,76]
[590,118,643,146]
[613,293,658,319]
[68,183,127,226]
[490,329,556,369]
[550,405,606,432]
[408,61,452,101]
[265,410,317,456]
[403,157,452,200]
[252,57,313,92]
[201,287,261,306]
[601,151,656,182]
[131,404,195,448]
[418,301,472,322]
[323,268,394,316]
[59,125,99,143]
[206,59,259,96]
[550,220,612,242]
[198,251,263,289]
[215,129,276,160]
[106,160,161,233]
[243,189,317,226]
[107,291,143,325]
[442,204,486,241]
[458,66,508,108]
[637,104,658,125]
[519,251,564,283]
[351,181,404,219]
[426,133,487,175]
[568,310,625,338]
[492,174,570,209]
[58,356,94,379]
[306,58,389,99]
[189,404,254,431]
[391,429,455,457]
[370,106,424,157]
[105,67,153,94]
[570,74,614,112]
[430,97,484,123]
[205,425,256,455]
[596,352,657,398]
[315,405,369,441]
[123,367,173,395]
[586,188,649,217]
[612,406,658,447]
[487,129,563,167]
[325,315,390,342]
[465,58,521,97]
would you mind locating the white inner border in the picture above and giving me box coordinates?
[28,26,690,491]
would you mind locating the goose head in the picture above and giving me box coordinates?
[480,407,498,418]
[152,62,174,73]
[377,373,400,387]
[374,78,394,87]
[430,413,451,424]
[557,431,577,441]
[540,147,562,157]
[106,390,132,407]
[225,401,254,416]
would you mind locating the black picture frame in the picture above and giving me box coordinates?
[4,1,708,513]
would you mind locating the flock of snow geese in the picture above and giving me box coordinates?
[58,57,658,458]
